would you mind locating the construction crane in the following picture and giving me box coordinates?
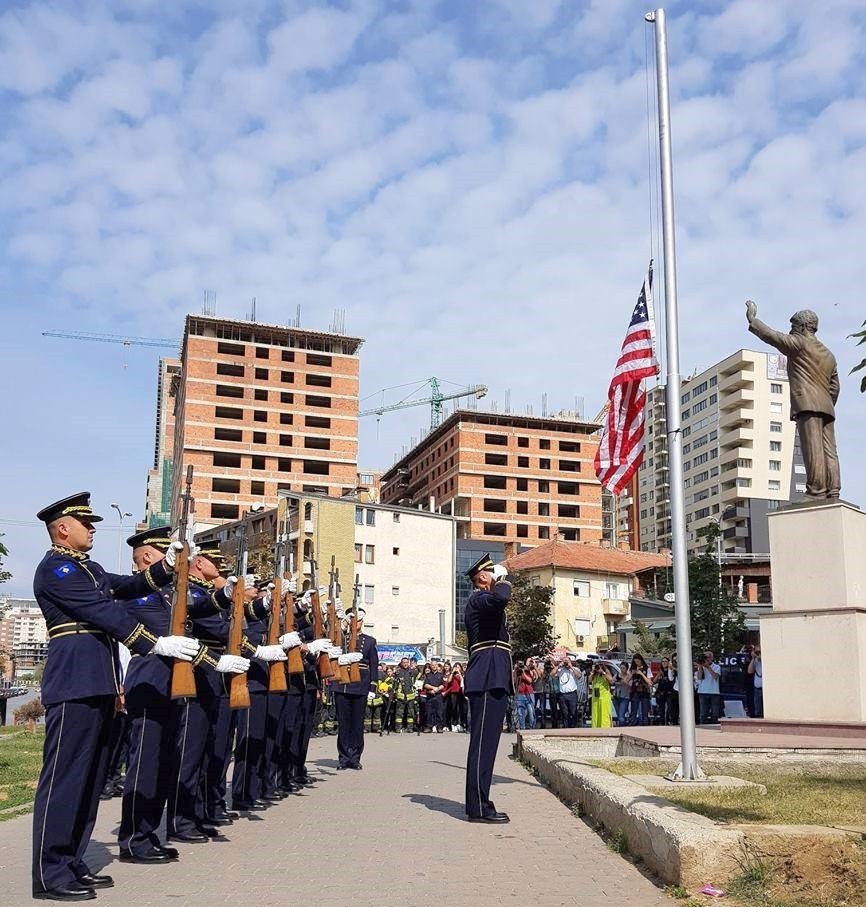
[360,377,487,429]
[43,330,179,349]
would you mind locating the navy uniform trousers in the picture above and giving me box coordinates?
[465,689,509,817]
[32,696,115,891]
[288,687,317,781]
[333,693,366,768]
[273,693,300,792]
[231,691,268,807]
[262,692,288,797]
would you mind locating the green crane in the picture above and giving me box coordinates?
[359,378,487,429]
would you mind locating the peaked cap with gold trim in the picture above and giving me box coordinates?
[465,552,494,579]
[37,492,104,524]
[126,525,173,550]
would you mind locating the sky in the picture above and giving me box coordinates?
[2,0,865,597]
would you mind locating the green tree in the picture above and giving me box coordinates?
[505,574,557,661]
[688,522,745,654]
[850,319,866,392]
[0,534,10,586]
[629,619,676,656]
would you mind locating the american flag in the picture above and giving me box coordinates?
[594,263,659,495]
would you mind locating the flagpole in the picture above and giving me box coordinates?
[646,7,703,781]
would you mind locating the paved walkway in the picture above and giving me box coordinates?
[0,731,672,906]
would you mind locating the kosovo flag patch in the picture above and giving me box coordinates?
[53,564,76,579]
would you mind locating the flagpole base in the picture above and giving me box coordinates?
[666,762,707,782]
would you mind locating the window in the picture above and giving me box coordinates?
[256,346,269,359]
[539,458,551,470]
[306,395,331,408]
[392,586,399,596]
[253,431,266,444]
[281,371,294,383]
[281,350,295,362]
[769,460,781,471]
[485,433,507,445]
[737,477,752,488]
[392,512,400,523]
[212,478,240,493]
[483,523,507,536]
[362,584,374,605]
[485,453,507,466]
[538,480,549,493]
[557,481,579,495]
[355,507,363,526]
[211,503,239,519]
[305,437,331,450]
[709,375,717,387]
[217,342,244,356]
[768,479,781,491]
[254,410,267,423]
[215,427,242,442]
[250,481,264,495]
[559,460,581,472]
[280,413,293,425]
[354,544,363,563]
[559,440,581,452]
[681,391,691,404]
[516,478,528,491]
[483,498,507,513]
[254,388,268,401]
[539,438,550,450]
[694,506,711,520]
[484,475,507,489]
[365,510,375,526]
[518,437,529,448]
[516,501,528,515]
[736,458,752,468]
[305,415,330,428]
[771,382,783,394]
[770,402,783,413]
[538,526,550,540]
[216,363,244,377]
[252,456,267,470]
[770,421,783,433]
[692,398,708,415]
[364,545,375,564]
[215,405,243,420]
[213,452,241,468]
[307,374,332,388]
[280,392,294,405]
[307,353,332,367]
[216,383,244,399]
[392,547,399,556]
[516,525,528,538]
[561,529,578,541]
[538,502,549,516]
[558,504,579,518]
[255,367,268,381]
[692,380,708,395]
[770,440,782,452]
[517,456,529,468]
[303,460,329,475]
[605,582,622,599]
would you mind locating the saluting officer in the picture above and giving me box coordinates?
[32,493,199,902]
[332,605,377,770]
[117,527,249,864]
[463,553,513,824]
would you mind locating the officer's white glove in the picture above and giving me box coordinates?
[367,691,375,701]
[328,646,343,659]
[255,644,287,662]
[297,590,313,610]
[216,655,250,674]
[491,564,508,580]
[279,631,302,650]
[243,574,258,589]
[337,654,352,666]
[346,652,363,664]
[317,585,328,598]
[165,541,185,569]
[285,577,298,594]
[334,598,345,620]
[261,583,276,609]
[307,638,332,655]
[152,635,200,660]
[224,575,239,598]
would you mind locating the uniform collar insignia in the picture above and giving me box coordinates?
[50,544,89,562]
[189,575,214,590]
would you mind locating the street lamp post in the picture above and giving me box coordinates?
[111,503,133,573]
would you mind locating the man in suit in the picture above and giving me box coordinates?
[747,301,841,499]
[462,553,513,824]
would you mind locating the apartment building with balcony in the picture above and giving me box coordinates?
[169,315,363,530]
[143,357,181,528]
[0,598,48,680]
[623,350,803,555]
[379,410,603,546]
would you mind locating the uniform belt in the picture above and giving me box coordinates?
[199,640,226,652]
[48,621,106,641]
[469,640,512,655]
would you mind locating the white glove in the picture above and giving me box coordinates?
[224,575,238,598]
[328,646,343,659]
[279,631,302,649]
[188,545,201,559]
[285,577,298,594]
[216,655,250,674]
[255,644,287,662]
[338,654,351,666]
[297,590,312,610]
[317,585,328,597]
[165,541,185,569]
[491,564,508,580]
[307,638,331,655]
[335,599,345,620]
[346,652,363,664]
[152,635,200,660]
[243,574,258,589]
[261,583,275,609]
[367,691,375,701]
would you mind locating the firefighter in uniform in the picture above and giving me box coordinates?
[31,493,198,901]
[463,553,513,824]
[393,656,420,733]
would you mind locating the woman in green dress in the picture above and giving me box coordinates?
[590,662,615,728]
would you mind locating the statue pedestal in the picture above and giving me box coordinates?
[761,501,866,723]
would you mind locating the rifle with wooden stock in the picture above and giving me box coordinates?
[282,547,305,676]
[265,497,289,694]
[227,518,251,710]
[169,465,197,699]
[347,573,362,684]
[309,549,333,679]
[329,557,350,684]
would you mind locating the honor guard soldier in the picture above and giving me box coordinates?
[32,493,199,901]
[332,605,377,770]
[462,553,513,824]
[117,527,249,864]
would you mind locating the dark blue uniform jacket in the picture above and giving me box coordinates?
[463,579,514,695]
[333,633,379,697]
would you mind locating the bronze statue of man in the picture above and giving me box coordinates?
[746,301,840,500]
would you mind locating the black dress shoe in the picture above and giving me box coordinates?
[154,845,180,859]
[221,810,240,820]
[76,872,114,888]
[234,800,268,812]
[169,830,210,843]
[295,776,316,787]
[119,850,172,864]
[197,825,221,838]
[282,781,302,793]
[466,812,510,824]
[262,792,283,802]
[33,885,96,901]
[204,815,233,826]
[348,763,363,770]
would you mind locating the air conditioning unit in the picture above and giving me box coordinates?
[576,635,585,644]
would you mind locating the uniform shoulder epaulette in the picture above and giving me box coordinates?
[50,544,88,562]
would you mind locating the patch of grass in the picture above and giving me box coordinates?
[0,725,44,819]
[665,885,690,900]
[592,758,866,826]
[607,828,628,854]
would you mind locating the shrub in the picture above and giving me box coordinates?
[14,698,45,725]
